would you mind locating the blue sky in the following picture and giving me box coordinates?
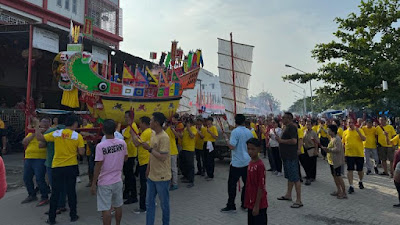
[120,0,361,110]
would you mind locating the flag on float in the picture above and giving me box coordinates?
[136,67,148,84]
[91,61,98,73]
[187,52,193,68]
[123,64,135,80]
[196,50,201,65]
[159,52,166,66]
[159,70,169,86]
[150,52,157,60]
[171,69,181,83]
[145,66,159,85]
[165,52,171,67]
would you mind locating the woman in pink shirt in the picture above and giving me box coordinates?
[0,156,7,199]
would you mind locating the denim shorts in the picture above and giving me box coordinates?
[283,159,300,182]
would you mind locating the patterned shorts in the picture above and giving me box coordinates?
[283,159,300,182]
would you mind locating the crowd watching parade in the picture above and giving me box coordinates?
[2,110,400,225]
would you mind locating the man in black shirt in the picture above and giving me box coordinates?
[276,112,303,208]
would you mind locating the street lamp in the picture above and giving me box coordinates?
[289,82,307,115]
[285,64,313,114]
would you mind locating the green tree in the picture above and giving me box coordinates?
[283,0,400,114]
[248,91,281,114]
[288,95,341,114]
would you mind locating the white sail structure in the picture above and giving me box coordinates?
[177,90,191,113]
[218,34,254,125]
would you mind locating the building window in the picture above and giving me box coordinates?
[72,0,77,14]
[57,0,62,7]
[211,84,215,89]
[201,84,205,90]
[65,0,70,10]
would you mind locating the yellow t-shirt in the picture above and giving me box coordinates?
[361,126,377,149]
[138,128,152,166]
[251,130,258,139]
[250,122,256,131]
[260,125,266,139]
[342,129,365,157]
[182,126,197,151]
[148,130,171,182]
[376,125,396,147]
[123,122,140,158]
[195,126,207,150]
[204,126,218,142]
[25,133,47,159]
[337,127,344,138]
[391,135,400,147]
[298,128,304,154]
[44,129,84,168]
[327,138,334,165]
[0,119,4,129]
[81,123,94,155]
[165,127,178,156]
[318,124,328,138]
[312,125,318,134]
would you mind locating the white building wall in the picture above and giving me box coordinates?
[24,0,43,7]
[47,0,85,24]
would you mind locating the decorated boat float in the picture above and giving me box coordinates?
[53,23,202,123]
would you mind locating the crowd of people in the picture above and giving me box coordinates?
[3,109,400,225]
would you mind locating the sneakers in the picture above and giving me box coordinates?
[359,181,364,189]
[305,179,311,186]
[348,186,355,194]
[133,208,146,214]
[36,199,49,207]
[220,206,236,213]
[76,177,81,183]
[124,197,138,205]
[374,167,379,175]
[393,203,400,208]
[276,172,283,177]
[366,170,372,175]
[267,168,273,172]
[186,183,194,188]
[273,171,278,175]
[169,185,178,191]
[21,195,38,204]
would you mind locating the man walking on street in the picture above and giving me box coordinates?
[342,119,366,194]
[132,116,153,214]
[91,119,127,225]
[221,114,254,212]
[276,112,302,208]
[21,118,50,206]
[376,117,396,177]
[36,115,85,224]
[142,112,171,225]
[178,118,197,188]
[362,119,379,175]
[203,117,219,181]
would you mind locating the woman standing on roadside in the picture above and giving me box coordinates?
[269,118,283,176]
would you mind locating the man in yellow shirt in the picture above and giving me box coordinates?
[195,118,206,177]
[21,118,50,207]
[36,115,85,224]
[376,117,396,177]
[122,111,140,204]
[342,119,366,194]
[362,119,379,175]
[131,116,152,214]
[177,118,197,188]
[318,119,329,160]
[164,122,179,190]
[0,117,6,155]
[203,117,218,181]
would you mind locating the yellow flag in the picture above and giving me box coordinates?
[123,64,134,79]
[145,67,159,85]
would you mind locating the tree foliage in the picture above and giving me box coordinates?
[248,91,281,114]
[288,95,341,115]
[283,0,400,113]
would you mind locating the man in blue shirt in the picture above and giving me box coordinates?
[221,114,254,213]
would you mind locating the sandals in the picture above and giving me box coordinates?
[290,203,304,208]
[330,191,338,196]
[277,196,292,201]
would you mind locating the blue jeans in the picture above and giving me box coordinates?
[47,167,66,208]
[146,179,170,225]
[23,159,49,200]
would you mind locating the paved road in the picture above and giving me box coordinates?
[1,153,400,225]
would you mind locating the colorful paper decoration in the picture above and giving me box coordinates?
[83,17,93,37]
[157,88,164,97]
[122,86,134,96]
[134,88,144,97]
[110,83,122,95]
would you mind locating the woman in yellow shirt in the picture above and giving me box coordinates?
[195,118,206,176]
[203,117,218,181]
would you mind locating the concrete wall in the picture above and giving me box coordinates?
[47,0,85,24]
